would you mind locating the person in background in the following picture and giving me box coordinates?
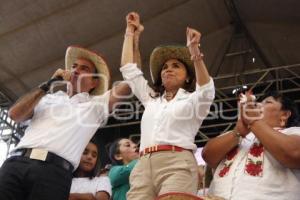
[108,138,139,200]
[202,91,300,200]
[70,139,111,200]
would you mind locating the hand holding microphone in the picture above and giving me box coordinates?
[51,68,71,81]
[39,68,71,93]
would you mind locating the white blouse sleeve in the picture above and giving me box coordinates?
[120,63,154,106]
[190,78,215,120]
[283,127,300,136]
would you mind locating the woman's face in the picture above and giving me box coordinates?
[79,142,98,173]
[261,96,289,127]
[115,139,139,165]
[161,59,188,91]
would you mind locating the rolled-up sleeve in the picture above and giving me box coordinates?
[120,63,154,105]
[283,127,300,136]
[191,78,215,120]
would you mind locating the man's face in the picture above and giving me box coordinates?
[70,58,99,94]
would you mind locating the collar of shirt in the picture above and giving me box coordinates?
[47,91,91,104]
[162,88,190,103]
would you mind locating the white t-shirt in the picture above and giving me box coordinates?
[209,127,300,200]
[70,176,112,197]
[15,91,110,169]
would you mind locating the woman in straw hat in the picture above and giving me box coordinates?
[119,12,215,200]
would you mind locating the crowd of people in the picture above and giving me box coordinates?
[0,11,299,200]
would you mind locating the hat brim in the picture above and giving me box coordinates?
[156,192,204,200]
[65,46,111,95]
[150,45,194,85]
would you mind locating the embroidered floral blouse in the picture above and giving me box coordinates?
[209,127,300,200]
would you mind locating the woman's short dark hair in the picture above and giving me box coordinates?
[151,59,196,98]
[262,91,300,127]
[73,138,99,179]
[108,138,123,166]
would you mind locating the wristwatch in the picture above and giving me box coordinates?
[231,129,242,144]
[38,81,50,93]
[38,76,63,93]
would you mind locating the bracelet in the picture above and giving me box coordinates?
[191,53,204,61]
[231,129,243,144]
[187,42,201,48]
[39,81,50,93]
[124,32,134,37]
[231,129,241,138]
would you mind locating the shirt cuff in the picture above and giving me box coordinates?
[195,77,215,99]
[120,63,143,80]
[196,77,214,91]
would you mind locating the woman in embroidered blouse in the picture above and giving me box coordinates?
[69,140,111,200]
[202,91,300,200]
[119,12,215,199]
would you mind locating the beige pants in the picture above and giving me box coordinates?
[127,150,199,200]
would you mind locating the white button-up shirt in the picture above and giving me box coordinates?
[15,91,110,169]
[120,63,215,151]
[209,127,300,200]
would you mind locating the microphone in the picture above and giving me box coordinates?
[50,76,63,82]
[39,76,64,93]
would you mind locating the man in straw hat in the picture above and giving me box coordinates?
[155,192,224,200]
[0,43,135,200]
[120,12,215,200]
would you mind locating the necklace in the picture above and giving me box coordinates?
[165,92,175,101]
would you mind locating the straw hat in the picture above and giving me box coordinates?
[150,45,194,85]
[65,46,111,95]
[156,192,225,200]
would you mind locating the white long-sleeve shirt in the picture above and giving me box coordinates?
[120,63,215,151]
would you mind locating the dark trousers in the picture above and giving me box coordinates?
[0,156,72,200]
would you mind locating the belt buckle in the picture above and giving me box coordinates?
[9,150,23,157]
[171,145,175,152]
[29,149,48,161]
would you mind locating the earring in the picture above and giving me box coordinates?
[185,79,189,83]
[280,119,285,127]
